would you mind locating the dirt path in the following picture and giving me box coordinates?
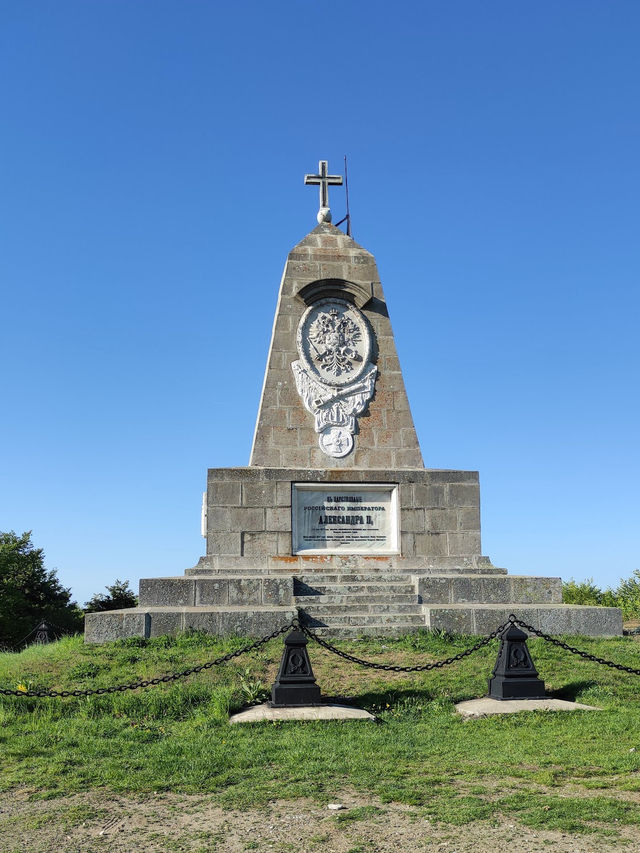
[1,790,637,853]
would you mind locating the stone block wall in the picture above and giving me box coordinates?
[205,466,482,562]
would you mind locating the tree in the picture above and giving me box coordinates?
[0,531,83,648]
[84,579,137,613]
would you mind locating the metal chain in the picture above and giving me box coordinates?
[4,613,639,698]
[0,620,298,698]
[300,621,507,671]
[509,616,640,676]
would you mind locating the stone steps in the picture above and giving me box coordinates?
[295,593,419,605]
[306,625,427,638]
[295,573,414,585]
[294,581,416,596]
[301,612,427,627]
[298,601,423,615]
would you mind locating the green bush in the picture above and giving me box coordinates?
[563,570,640,620]
[0,531,83,648]
[616,569,640,620]
[562,578,604,607]
[84,579,137,613]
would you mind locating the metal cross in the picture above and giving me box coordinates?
[304,160,343,213]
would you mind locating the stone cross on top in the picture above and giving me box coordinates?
[304,160,343,224]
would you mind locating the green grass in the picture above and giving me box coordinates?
[1,630,640,836]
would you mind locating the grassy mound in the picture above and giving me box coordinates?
[1,630,640,835]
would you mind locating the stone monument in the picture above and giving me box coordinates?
[85,161,622,642]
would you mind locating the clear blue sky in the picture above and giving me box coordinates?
[1,1,638,606]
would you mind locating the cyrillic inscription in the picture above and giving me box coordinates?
[292,483,399,555]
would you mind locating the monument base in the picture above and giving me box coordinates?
[84,467,622,643]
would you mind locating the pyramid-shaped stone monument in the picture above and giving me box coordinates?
[85,161,622,642]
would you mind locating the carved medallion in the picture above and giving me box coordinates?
[292,298,377,458]
[297,298,371,386]
[319,427,353,458]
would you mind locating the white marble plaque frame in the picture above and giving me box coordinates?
[292,483,400,555]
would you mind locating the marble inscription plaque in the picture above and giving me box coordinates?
[292,483,399,555]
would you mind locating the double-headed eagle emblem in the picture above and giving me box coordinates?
[293,298,377,458]
[308,308,362,379]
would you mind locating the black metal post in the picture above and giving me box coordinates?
[34,621,53,645]
[271,629,322,707]
[488,622,547,700]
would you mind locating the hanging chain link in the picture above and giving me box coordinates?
[300,621,506,671]
[3,614,639,698]
[0,620,298,698]
[508,615,640,677]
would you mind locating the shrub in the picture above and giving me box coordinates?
[84,579,138,612]
[0,530,83,648]
[563,571,640,620]
[615,569,640,620]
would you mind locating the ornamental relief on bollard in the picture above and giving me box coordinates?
[291,297,377,458]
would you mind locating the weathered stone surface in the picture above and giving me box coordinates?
[86,606,297,643]
[242,532,280,557]
[148,610,184,638]
[250,223,423,469]
[182,611,219,634]
[510,576,562,603]
[422,604,622,637]
[139,578,195,607]
[426,607,474,634]
[208,480,241,507]
[263,576,294,606]
[416,575,563,606]
[538,605,623,636]
[84,610,149,644]
[206,531,242,556]
[195,578,229,606]
[228,578,262,605]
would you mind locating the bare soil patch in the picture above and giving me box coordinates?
[1,789,638,853]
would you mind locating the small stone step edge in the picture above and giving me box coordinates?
[185,566,508,577]
[308,625,428,637]
[298,602,423,614]
[294,583,417,594]
[295,594,419,605]
[302,614,427,626]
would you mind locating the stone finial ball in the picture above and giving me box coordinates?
[317,206,332,224]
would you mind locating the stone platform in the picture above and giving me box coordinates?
[84,564,622,641]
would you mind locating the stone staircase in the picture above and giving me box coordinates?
[294,572,424,635]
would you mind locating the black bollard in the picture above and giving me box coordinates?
[34,621,53,645]
[488,621,547,700]
[271,629,322,707]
